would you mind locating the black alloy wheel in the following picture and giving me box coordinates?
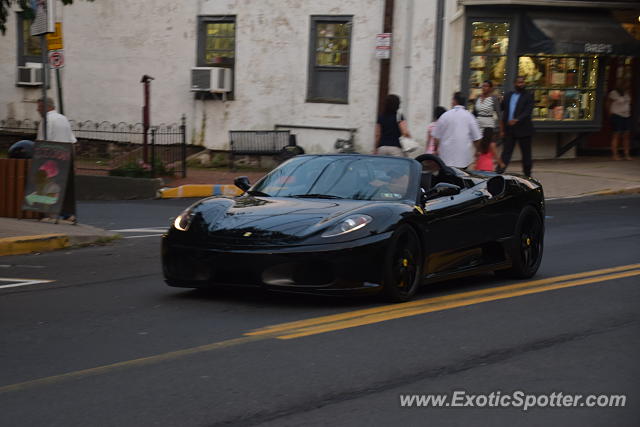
[499,206,544,278]
[383,224,423,302]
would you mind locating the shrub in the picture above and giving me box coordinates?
[109,159,175,178]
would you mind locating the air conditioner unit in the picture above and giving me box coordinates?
[191,67,232,93]
[17,62,43,86]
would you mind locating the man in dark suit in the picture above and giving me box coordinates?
[497,76,534,176]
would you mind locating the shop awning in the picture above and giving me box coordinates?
[520,11,640,56]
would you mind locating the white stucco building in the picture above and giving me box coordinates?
[1,0,638,157]
[0,0,441,155]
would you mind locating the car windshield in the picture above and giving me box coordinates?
[251,156,413,201]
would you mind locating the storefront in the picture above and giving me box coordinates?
[461,5,640,157]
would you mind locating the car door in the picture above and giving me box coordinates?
[417,183,489,275]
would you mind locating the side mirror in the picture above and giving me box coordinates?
[234,176,251,192]
[487,175,506,198]
[425,182,461,200]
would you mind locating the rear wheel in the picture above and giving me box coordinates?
[383,225,423,302]
[498,206,544,278]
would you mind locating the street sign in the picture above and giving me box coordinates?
[46,22,64,50]
[49,50,64,69]
[375,33,392,59]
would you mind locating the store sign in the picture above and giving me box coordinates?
[584,43,613,54]
[376,33,392,59]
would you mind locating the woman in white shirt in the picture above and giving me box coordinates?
[607,83,632,161]
[473,80,502,164]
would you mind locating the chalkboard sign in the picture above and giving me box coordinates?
[22,141,76,216]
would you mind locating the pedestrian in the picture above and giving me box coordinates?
[473,134,505,172]
[497,76,534,176]
[375,94,411,157]
[426,106,447,154]
[431,92,482,168]
[607,82,633,161]
[37,97,77,144]
[473,80,501,155]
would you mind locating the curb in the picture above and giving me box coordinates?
[582,186,640,197]
[0,234,70,256]
[546,186,640,201]
[0,232,121,257]
[158,184,243,199]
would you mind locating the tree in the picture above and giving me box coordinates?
[0,0,92,35]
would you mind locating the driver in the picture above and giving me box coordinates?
[369,169,409,196]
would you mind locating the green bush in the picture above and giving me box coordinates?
[109,159,175,178]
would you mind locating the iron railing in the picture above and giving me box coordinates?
[0,115,189,178]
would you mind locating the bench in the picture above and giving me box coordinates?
[228,130,291,170]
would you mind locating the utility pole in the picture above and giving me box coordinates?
[377,0,394,115]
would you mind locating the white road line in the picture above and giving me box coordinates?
[124,234,165,239]
[0,278,54,289]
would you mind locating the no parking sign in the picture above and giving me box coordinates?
[49,50,64,69]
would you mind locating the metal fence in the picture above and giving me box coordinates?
[0,115,188,178]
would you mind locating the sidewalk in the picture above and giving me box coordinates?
[1,156,638,256]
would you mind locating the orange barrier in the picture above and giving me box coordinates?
[0,159,42,219]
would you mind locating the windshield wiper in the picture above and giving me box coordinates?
[291,194,344,199]
[246,190,270,197]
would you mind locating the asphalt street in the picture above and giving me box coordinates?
[0,195,639,426]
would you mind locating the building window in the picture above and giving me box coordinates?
[197,16,235,97]
[467,21,510,101]
[519,55,599,121]
[307,16,352,104]
[17,13,43,66]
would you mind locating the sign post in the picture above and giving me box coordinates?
[31,0,56,141]
[49,49,65,114]
[47,23,65,114]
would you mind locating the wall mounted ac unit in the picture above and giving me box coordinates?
[191,67,232,93]
[17,62,43,86]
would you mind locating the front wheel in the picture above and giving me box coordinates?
[498,206,544,278]
[383,225,423,302]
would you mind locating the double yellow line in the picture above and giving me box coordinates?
[2,263,638,394]
[247,263,640,339]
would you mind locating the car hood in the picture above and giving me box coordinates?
[190,196,384,244]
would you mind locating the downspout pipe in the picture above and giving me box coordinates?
[432,0,445,111]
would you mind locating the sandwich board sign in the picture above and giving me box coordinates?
[22,141,76,217]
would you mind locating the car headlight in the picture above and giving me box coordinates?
[173,207,196,231]
[322,214,372,238]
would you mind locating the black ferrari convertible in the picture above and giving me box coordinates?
[162,154,544,301]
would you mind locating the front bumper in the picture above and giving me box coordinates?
[161,232,392,295]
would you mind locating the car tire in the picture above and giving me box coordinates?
[383,224,423,302]
[498,205,544,278]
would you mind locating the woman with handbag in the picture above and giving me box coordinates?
[375,94,413,157]
[473,80,502,159]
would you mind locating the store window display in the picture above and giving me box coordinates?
[468,22,510,101]
[518,55,599,121]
